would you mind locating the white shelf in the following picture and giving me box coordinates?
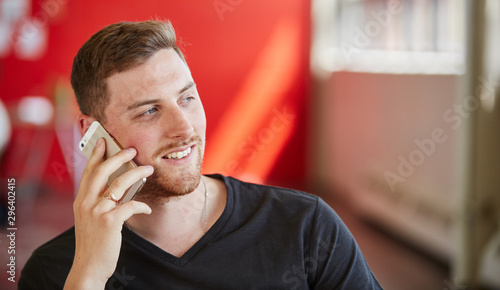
[316,48,465,75]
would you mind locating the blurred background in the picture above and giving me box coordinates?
[0,0,499,289]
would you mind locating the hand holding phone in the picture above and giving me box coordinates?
[67,121,153,289]
[79,121,146,203]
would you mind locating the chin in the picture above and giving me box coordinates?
[136,164,202,204]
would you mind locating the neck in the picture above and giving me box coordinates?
[127,176,208,239]
[124,175,227,257]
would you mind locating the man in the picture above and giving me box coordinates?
[19,20,382,289]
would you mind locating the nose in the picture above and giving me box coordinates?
[165,106,194,140]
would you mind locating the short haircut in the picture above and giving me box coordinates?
[71,20,185,123]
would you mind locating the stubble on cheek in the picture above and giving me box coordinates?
[134,135,205,204]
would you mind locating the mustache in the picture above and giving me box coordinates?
[151,135,203,159]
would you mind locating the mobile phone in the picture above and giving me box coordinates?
[79,121,146,203]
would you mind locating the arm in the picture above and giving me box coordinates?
[64,138,153,289]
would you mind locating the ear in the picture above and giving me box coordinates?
[77,114,96,136]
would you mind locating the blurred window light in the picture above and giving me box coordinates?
[482,0,500,112]
[0,22,12,57]
[311,0,466,75]
[0,99,11,154]
[0,0,30,57]
[17,96,54,125]
[16,18,48,60]
[0,0,29,23]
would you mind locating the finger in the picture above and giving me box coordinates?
[99,201,152,230]
[111,200,152,221]
[95,165,154,211]
[87,147,138,199]
[102,189,120,203]
[106,165,154,201]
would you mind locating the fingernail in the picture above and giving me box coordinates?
[96,138,103,146]
[145,165,154,173]
[124,148,136,154]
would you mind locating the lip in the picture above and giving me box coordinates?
[160,144,196,164]
[163,144,195,157]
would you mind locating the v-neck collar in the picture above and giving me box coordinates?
[121,174,234,267]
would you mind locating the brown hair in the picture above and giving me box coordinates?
[71,20,185,123]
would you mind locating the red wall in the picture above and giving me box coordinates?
[0,0,310,196]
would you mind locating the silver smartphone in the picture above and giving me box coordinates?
[79,121,146,203]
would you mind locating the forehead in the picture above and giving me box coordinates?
[106,49,192,106]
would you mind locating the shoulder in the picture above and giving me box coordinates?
[19,227,76,289]
[218,174,320,204]
[29,227,76,261]
[212,174,340,226]
[34,226,76,249]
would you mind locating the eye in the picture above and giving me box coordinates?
[141,106,158,116]
[180,95,195,104]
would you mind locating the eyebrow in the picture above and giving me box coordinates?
[127,98,162,111]
[126,81,196,111]
[179,81,196,95]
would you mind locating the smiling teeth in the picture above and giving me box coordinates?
[166,147,191,159]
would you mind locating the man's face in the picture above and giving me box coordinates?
[103,49,206,202]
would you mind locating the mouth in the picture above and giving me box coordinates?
[162,146,193,160]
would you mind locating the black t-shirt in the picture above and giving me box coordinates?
[19,174,382,289]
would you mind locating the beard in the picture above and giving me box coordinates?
[135,135,204,205]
